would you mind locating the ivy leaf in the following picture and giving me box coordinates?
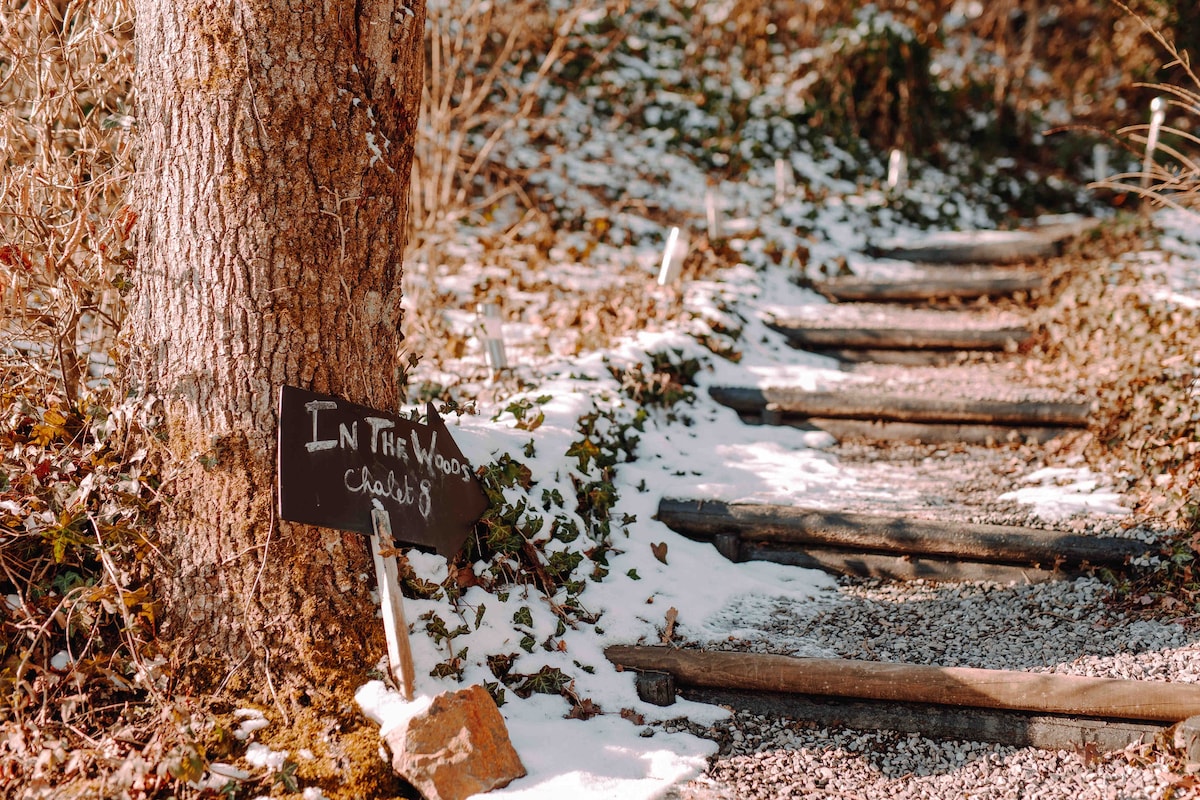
[566,438,601,474]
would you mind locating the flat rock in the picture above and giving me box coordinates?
[384,684,526,800]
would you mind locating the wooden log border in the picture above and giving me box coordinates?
[655,499,1153,570]
[709,386,1093,427]
[801,418,1073,445]
[816,273,1047,303]
[605,646,1200,723]
[737,543,1067,583]
[766,321,1030,352]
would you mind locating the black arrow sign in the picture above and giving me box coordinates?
[276,386,489,558]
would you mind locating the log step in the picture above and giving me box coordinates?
[604,646,1200,724]
[869,218,1097,265]
[796,418,1073,445]
[656,499,1152,574]
[816,268,1047,303]
[736,544,1067,583]
[766,305,1031,352]
[708,386,1093,428]
[768,322,1031,352]
[803,349,973,366]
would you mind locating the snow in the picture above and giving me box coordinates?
[998,467,1130,521]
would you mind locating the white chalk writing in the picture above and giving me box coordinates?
[344,467,432,521]
[305,400,338,452]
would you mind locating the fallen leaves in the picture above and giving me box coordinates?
[661,607,678,644]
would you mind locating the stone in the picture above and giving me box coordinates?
[383,684,526,800]
[1173,715,1200,764]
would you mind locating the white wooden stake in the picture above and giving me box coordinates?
[658,226,688,286]
[1141,97,1167,192]
[477,302,508,376]
[371,508,416,701]
[887,149,908,193]
[1092,143,1109,183]
[705,189,721,241]
[774,158,791,206]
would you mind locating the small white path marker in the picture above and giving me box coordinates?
[887,149,908,193]
[1141,97,1167,192]
[705,189,721,240]
[371,507,417,701]
[1092,143,1109,183]
[775,158,792,206]
[658,226,688,286]
[477,302,507,375]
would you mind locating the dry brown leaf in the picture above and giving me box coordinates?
[661,606,678,643]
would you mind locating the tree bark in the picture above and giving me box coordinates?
[128,0,424,699]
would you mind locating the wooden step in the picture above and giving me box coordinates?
[769,322,1030,352]
[656,499,1152,574]
[802,349,976,367]
[766,305,1032,353]
[606,646,1200,723]
[708,386,1092,428]
[870,218,1097,265]
[794,418,1072,445]
[735,544,1065,583]
[815,268,1047,303]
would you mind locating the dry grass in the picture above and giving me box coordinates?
[0,0,135,405]
[1091,3,1200,216]
[411,0,614,235]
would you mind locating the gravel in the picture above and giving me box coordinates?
[647,570,1200,799]
[648,569,1200,799]
[660,716,1182,799]
[705,577,1200,680]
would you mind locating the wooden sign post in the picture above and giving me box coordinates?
[277,386,489,699]
[370,508,417,699]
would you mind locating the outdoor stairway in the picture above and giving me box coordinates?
[620,218,1183,759]
[713,220,1100,442]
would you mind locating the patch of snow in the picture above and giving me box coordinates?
[244,742,289,772]
[999,467,1129,520]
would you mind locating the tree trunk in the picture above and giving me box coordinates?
[128,0,424,700]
